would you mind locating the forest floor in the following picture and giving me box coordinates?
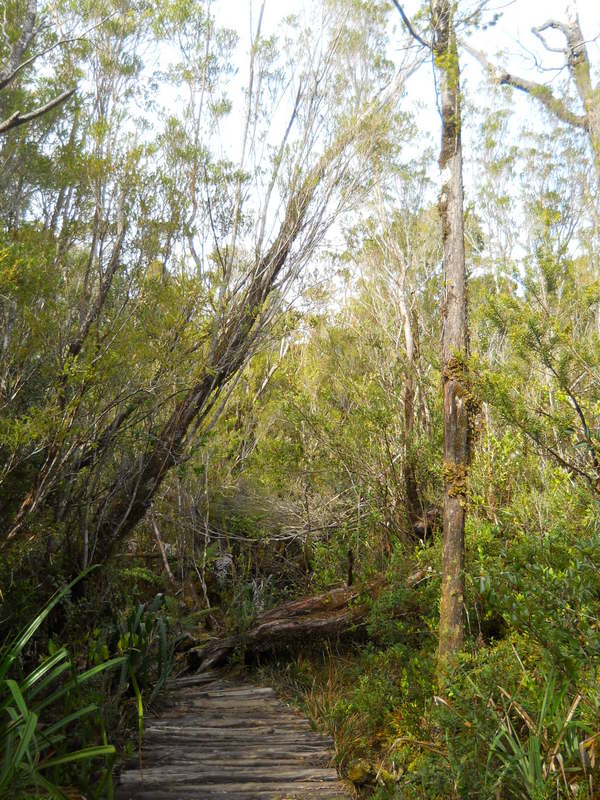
[116,669,351,799]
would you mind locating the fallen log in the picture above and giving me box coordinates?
[189,569,427,671]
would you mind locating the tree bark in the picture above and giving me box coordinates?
[433,0,469,670]
[558,7,600,181]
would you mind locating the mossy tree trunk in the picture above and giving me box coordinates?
[432,0,469,672]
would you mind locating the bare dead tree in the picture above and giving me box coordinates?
[463,5,600,182]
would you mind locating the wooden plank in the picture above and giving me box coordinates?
[117,789,348,800]
[120,756,336,771]
[144,728,336,748]
[172,687,278,698]
[118,779,343,791]
[167,670,221,685]
[141,734,333,749]
[128,747,332,760]
[126,744,332,757]
[120,767,339,784]
[144,719,312,731]
[159,703,300,716]
[168,696,283,707]
[118,780,344,790]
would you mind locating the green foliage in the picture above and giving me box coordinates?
[3,2,600,799]
[0,572,124,799]
[113,594,183,705]
[485,671,594,800]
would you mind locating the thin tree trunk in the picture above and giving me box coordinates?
[375,178,420,523]
[400,301,420,523]
[151,510,177,588]
[433,0,469,671]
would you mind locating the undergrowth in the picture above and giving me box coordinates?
[252,509,600,800]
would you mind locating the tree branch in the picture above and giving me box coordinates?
[0,15,115,93]
[391,0,432,50]
[532,21,569,55]
[0,88,76,135]
[68,190,126,358]
[461,42,588,130]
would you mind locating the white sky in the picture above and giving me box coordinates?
[215,0,600,151]
[238,0,600,66]
[206,1,600,277]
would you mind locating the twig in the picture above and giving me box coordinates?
[391,0,432,49]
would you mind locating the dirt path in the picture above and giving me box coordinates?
[116,670,350,799]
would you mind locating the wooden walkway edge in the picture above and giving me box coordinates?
[116,671,350,799]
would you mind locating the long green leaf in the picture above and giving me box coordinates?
[26,660,72,702]
[39,743,116,769]
[5,679,30,719]
[39,704,98,742]
[0,567,97,682]
[32,656,126,715]
[11,710,38,774]
[20,648,69,694]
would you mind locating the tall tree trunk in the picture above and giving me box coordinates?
[433,0,469,671]
[374,178,420,524]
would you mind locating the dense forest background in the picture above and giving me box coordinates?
[2,0,600,797]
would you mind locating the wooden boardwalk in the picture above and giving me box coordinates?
[116,671,350,800]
